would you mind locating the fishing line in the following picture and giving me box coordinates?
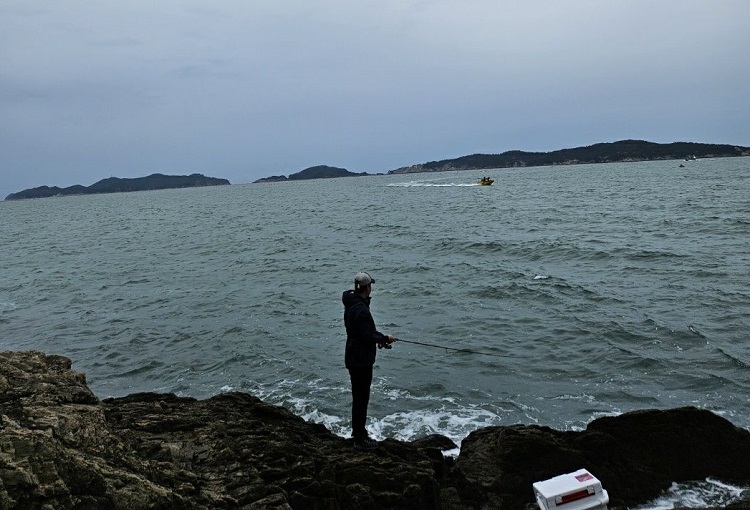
[394,338,512,358]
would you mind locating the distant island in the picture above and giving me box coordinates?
[253,165,367,183]
[388,139,750,174]
[253,140,749,183]
[5,173,230,201]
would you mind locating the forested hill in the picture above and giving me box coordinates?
[5,173,230,200]
[388,140,750,174]
[254,165,367,183]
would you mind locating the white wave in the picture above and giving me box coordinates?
[387,181,479,187]
[634,478,748,510]
[300,407,345,431]
[381,386,457,404]
[367,406,503,445]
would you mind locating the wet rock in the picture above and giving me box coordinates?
[449,408,750,508]
[0,351,446,509]
[2,350,750,509]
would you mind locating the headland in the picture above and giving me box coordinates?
[388,139,750,174]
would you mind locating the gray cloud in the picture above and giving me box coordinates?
[1,0,749,197]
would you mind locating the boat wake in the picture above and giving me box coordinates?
[388,181,481,187]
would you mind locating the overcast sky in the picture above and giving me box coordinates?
[2,1,749,198]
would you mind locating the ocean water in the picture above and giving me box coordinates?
[2,158,749,507]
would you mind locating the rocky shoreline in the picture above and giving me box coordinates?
[2,350,749,509]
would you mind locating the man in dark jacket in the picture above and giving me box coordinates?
[342,271,395,448]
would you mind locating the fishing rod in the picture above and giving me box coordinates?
[392,338,512,358]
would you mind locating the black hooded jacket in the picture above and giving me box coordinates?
[342,289,388,368]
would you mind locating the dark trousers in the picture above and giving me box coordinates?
[348,366,373,439]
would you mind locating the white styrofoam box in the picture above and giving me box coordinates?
[533,469,609,510]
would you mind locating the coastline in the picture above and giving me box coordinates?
[2,350,750,509]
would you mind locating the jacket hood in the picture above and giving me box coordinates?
[342,289,369,309]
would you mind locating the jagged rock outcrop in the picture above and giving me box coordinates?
[0,351,450,509]
[2,350,750,509]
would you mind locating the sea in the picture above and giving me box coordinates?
[2,157,749,508]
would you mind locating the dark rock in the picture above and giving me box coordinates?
[411,434,458,452]
[725,499,750,510]
[2,350,750,509]
[0,351,444,509]
[448,409,750,509]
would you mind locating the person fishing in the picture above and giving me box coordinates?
[342,271,395,448]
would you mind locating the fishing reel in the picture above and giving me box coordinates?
[378,337,396,349]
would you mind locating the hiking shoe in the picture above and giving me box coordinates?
[354,436,378,449]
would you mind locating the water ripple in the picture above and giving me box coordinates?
[1,158,749,443]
